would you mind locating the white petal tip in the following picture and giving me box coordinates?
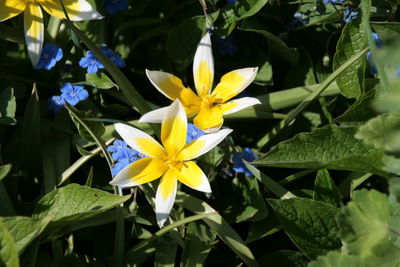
[156,213,169,228]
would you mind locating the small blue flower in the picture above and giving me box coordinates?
[35,43,63,70]
[216,35,237,56]
[367,33,383,75]
[232,148,258,177]
[48,95,65,113]
[186,123,205,144]
[343,7,359,23]
[372,33,383,48]
[60,83,89,106]
[103,0,129,15]
[100,45,126,68]
[79,51,105,73]
[108,139,146,177]
[323,0,343,4]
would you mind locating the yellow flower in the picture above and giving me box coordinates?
[0,0,103,66]
[110,100,232,227]
[139,32,261,132]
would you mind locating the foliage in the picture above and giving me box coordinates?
[1,0,400,266]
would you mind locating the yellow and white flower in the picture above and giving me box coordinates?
[0,0,103,66]
[110,100,232,227]
[140,32,261,132]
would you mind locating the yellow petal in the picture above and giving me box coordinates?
[24,2,44,67]
[156,168,178,227]
[0,0,26,22]
[161,100,187,155]
[39,0,103,21]
[177,161,211,193]
[193,33,214,98]
[114,123,167,159]
[146,70,201,116]
[177,129,232,161]
[110,157,168,187]
[212,68,258,103]
[193,104,224,132]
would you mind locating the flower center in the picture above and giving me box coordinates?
[163,155,180,169]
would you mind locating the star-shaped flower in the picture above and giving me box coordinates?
[110,100,232,227]
[139,33,261,132]
[60,83,89,106]
[0,0,103,66]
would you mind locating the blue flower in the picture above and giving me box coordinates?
[108,139,146,177]
[60,83,89,106]
[367,33,383,75]
[232,148,258,177]
[323,0,343,4]
[100,45,126,68]
[343,7,359,23]
[35,43,63,70]
[48,95,65,113]
[372,32,383,48]
[79,51,105,73]
[216,35,237,56]
[186,123,205,144]
[103,0,129,15]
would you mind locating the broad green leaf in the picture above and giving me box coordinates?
[308,251,367,267]
[67,105,105,143]
[255,125,389,177]
[176,192,259,267]
[374,84,400,113]
[246,214,279,244]
[355,112,400,152]
[32,184,130,230]
[2,217,51,254]
[332,0,370,98]
[253,53,273,86]
[269,198,341,259]
[180,222,216,267]
[258,250,309,267]
[313,169,342,208]
[240,18,299,65]
[85,73,116,90]
[0,164,11,182]
[373,23,400,41]
[155,235,177,267]
[298,1,340,26]
[166,12,218,69]
[337,189,400,258]
[0,219,20,267]
[0,87,16,125]
[336,88,378,126]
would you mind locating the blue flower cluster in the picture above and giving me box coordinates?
[79,45,126,73]
[103,0,129,15]
[186,123,205,143]
[35,43,63,70]
[108,139,146,176]
[232,148,258,177]
[49,83,89,113]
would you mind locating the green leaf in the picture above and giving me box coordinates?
[298,1,340,26]
[258,250,309,267]
[268,198,341,259]
[216,0,269,36]
[180,222,216,267]
[313,169,342,208]
[176,192,259,267]
[32,184,130,230]
[355,112,400,152]
[2,217,51,254]
[0,219,20,267]
[85,73,116,90]
[373,23,400,41]
[255,125,389,177]
[0,87,16,125]
[374,85,400,113]
[332,0,370,98]
[155,235,177,267]
[239,18,299,65]
[67,106,105,143]
[166,12,218,69]
[0,164,11,182]
[308,251,367,267]
[336,88,378,126]
[337,189,400,258]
